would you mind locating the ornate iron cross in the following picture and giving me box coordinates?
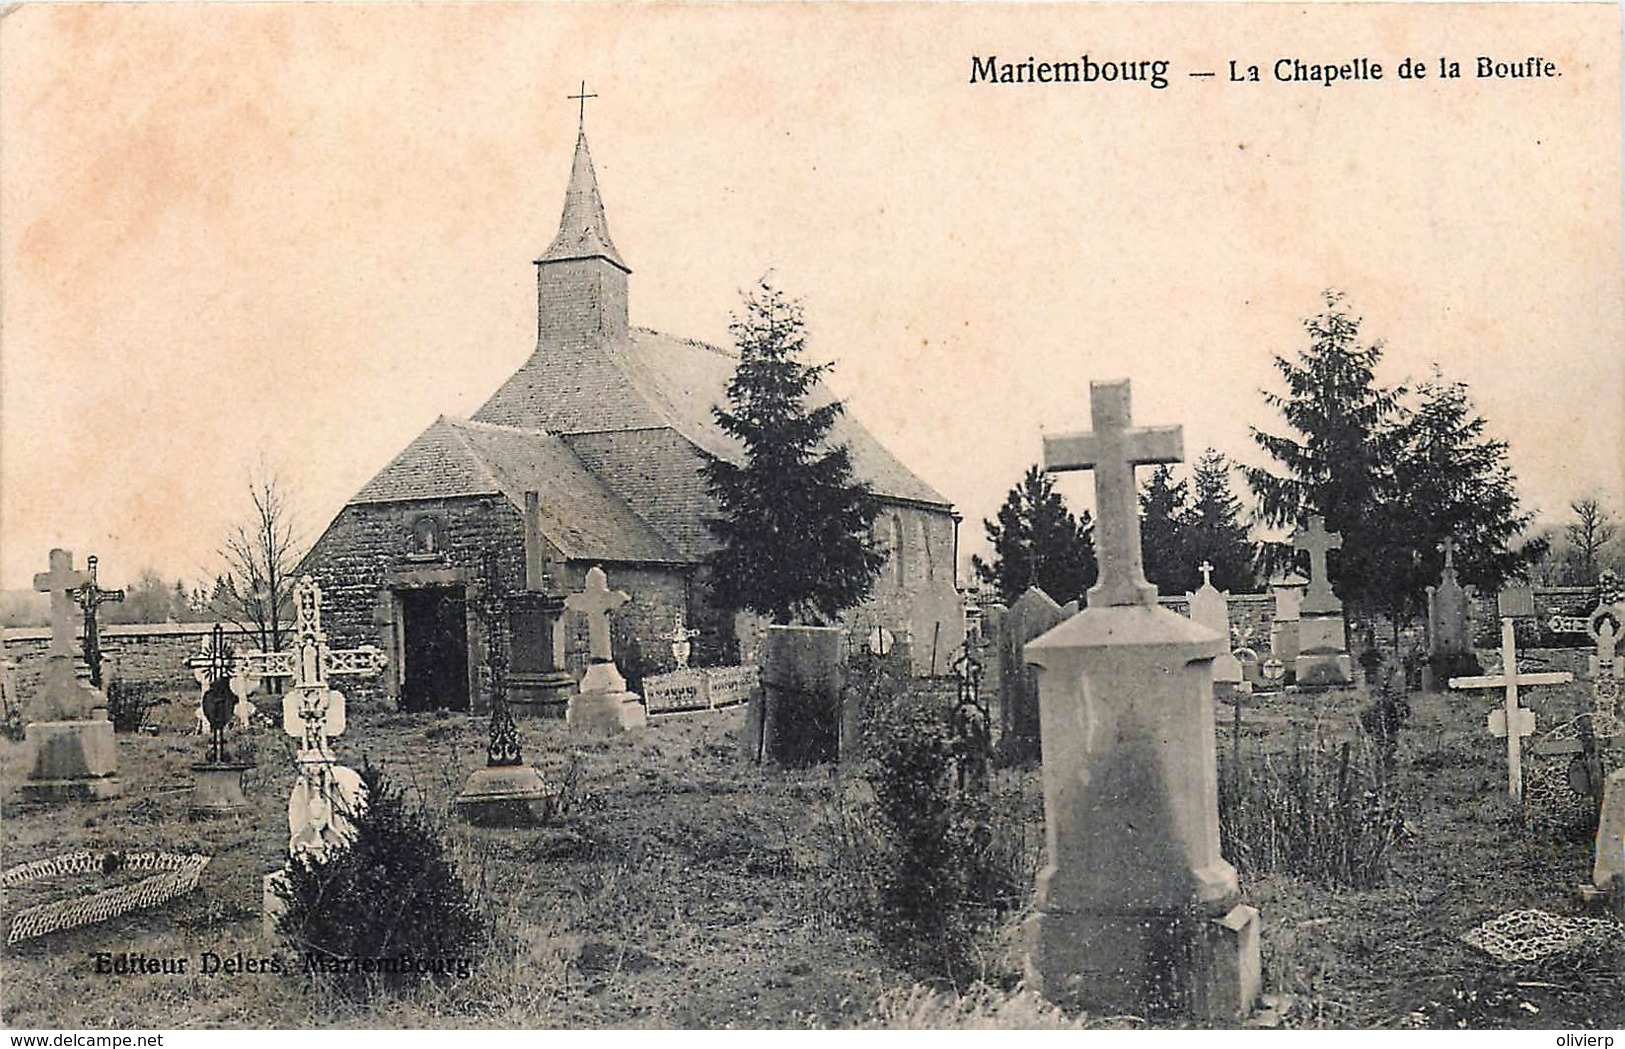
[70,555,124,687]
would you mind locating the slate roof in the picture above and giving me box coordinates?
[348,417,679,563]
[474,327,952,509]
[537,129,629,272]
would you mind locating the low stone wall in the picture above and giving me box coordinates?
[1157,593,1274,650]
[2,622,256,696]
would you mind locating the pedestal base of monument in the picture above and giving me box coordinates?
[1027,902,1261,1022]
[189,762,253,816]
[506,672,575,719]
[455,764,553,826]
[262,870,290,939]
[566,690,646,734]
[21,718,121,801]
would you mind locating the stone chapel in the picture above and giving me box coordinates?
[299,115,965,715]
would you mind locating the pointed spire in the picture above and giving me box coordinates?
[537,126,629,273]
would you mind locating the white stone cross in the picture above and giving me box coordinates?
[34,549,87,659]
[1199,561,1215,589]
[566,566,629,663]
[1043,380,1183,607]
[1292,516,1343,610]
[1450,617,1574,801]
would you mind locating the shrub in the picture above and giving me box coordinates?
[1358,668,1412,779]
[849,684,1032,986]
[104,678,161,733]
[274,762,486,1000]
[1218,732,1405,889]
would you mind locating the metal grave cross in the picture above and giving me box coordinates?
[70,555,124,687]
[1292,515,1343,611]
[566,566,629,664]
[665,617,700,670]
[34,549,88,659]
[231,577,386,759]
[1450,616,1574,801]
[1042,379,1183,607]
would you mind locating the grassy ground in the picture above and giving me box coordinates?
[2,676,1621,1029]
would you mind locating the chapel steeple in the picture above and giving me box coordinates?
[534,83,630,344]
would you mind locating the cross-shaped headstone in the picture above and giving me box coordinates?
[1293,516,1343,611]
[34,549,87,659]
[1439,537,1457,574]
[71,555,124,687]
[1451,616,1574,801]
[566,566,629,664]
[568,80,597,127]
[1042,380,1183,607]
[1199,561,1215,589]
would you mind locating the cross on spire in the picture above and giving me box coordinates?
[568,80,597,129]
[1043,380,1183,608]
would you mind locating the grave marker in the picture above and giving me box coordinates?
[21,550,119,801]
[1450,614,1573,801]
[563,566,646,733]
[1291,516,1351,686]
[996,586,1066,763]
[188,624,253,817]
[70,556,124,689]
[1025,379,1260,1021]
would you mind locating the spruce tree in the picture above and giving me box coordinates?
[1187,448,1259,593]
[703,281,886,625]
[1138,464,1193,595]
[1386,367,1544,606]
[1245,291,1405,612]
[971,466,1097,605]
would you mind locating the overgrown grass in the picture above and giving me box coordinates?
[1219,730,1406,889]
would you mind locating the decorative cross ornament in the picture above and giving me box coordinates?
[566,566,629,664]
[1451,616,1574,801]
[70,556,124,687]
[568,80,597,127]
[666,617,700,670]
[1439,537,1457,574]
[1199,561,1215,589]
[1292,516,1343,611]
[35,549,87,660]
[1043,380,1183,607]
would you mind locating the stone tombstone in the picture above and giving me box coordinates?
[22,549,120,802]
[1267,573,1306,672]
[1428,538,1474,661]
[563,566,647,734]
[1594,769,1625,897]
[997,586,1067,764]
[1188,563,1242,685]
[1026,379,1260,1022]
[1291,517,1351,686]
[748,625,843,766]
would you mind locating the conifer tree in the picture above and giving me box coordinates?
[1187,448,1259,593]
[1138,464,1193,595]
[1385,367,1544,607]
[972,466,1097,605]
[1245,291,1405,612]
[704,281,886,625]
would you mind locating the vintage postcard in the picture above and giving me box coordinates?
[1,1,1621,1034]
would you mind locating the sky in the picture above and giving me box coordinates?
[2,2,1621,593]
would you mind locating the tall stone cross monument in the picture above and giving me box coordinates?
[24,549,121,800]
[563,566,646,733]
[1025,380,1260,1021]
[1291,515,1352,686]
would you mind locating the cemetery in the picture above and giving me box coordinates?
[3,10,1620,1031]
[3,366,1623,1027]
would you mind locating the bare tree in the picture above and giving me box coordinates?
[217,464,306,656]
[1565,496,1618,585]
